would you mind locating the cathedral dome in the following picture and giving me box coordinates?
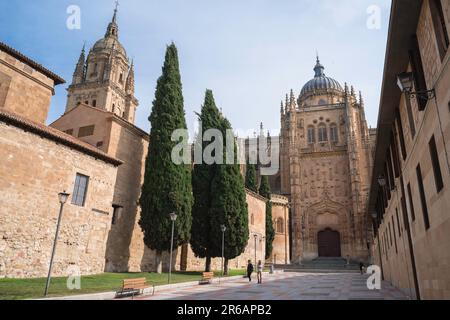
[92,36,127,58]
[300,57,343,97]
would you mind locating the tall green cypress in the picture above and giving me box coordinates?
[139,43,193,273]
[210,117,249,275]
[245,162,258,192]
[259,175,275,260]
[190,90,223,271]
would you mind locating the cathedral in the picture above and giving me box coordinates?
[276,58,376,263]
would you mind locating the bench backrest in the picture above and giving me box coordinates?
[202,272,214,278]
[123,278,147,289]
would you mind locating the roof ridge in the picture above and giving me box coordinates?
[0,41,65,85]
[0,109,122,166]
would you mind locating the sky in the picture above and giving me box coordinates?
[0,0,391,136]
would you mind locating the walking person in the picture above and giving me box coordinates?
[257,260,263,284]
[247,260,254,282]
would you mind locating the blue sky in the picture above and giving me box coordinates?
[0,0,391,136]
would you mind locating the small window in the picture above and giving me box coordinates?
[330,125,338,143]
[407,183,416,222]
[307,127,315,144]
[64,129,74,136]
[72,173,89,207]
[416,164,430,230]
[119,73,124,83]
[429,135,444,193]
[318,125,328,142]
[96,141,104,148]
[112,206,122,225]
[276,218,284,234]
[84,101,89,105]
[112,104,116,114]
[78,125,95,138]
[251,214,255,226]
[92,100,97,108]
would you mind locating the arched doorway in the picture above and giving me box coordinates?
[318,228,341,257]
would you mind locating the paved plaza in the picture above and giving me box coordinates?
[134,272,411,300]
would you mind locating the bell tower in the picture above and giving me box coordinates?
[65,3,138,124]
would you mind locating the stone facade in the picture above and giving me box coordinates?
[0,42,64,124]
[0,111,120,278]
[278,59,375,264]
[269,194,290,265]
[369,0,450,300]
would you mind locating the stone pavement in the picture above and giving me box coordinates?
[134,272,411,300]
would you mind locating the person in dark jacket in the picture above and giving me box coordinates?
[247,260,254,282]
[359,262,365,275]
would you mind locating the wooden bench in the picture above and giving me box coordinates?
[199,272,215,285]
[116,278,154,299]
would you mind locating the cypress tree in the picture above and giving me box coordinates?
[209,117,249,275]
[190,90,223,272]
[259,175,275,260]
[245,162,258,192]
[139,43,193,273]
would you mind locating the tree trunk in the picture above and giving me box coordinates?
[205,256,212,272]
[224,258,229,276]
[155,251,163,274]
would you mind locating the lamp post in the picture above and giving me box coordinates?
[168,212,177,284]
[253,234,258,265]
[261,236,265,262]
[44,191,70,297]
[220,225,226,282]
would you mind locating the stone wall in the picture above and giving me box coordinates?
[0,48,56,124]
[0,122,118,278]
[125,191,267,273]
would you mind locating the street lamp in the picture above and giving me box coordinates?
[44,191,70,296]
[220,225,226,281]
[397,71,435,103]
[168,212,177,284]
[253,234,258,266]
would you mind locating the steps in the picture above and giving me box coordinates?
[276,257,361,274]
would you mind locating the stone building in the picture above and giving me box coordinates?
[0,44,122,278]
[368,0,450,300]
[0,42,65,123]
[278,57,375,264]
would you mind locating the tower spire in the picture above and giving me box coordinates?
[105,1,119,38]
[126,59,135,94]
[72,43,86,85]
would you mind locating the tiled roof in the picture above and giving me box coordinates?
[0,42,66,85]
[0,109,122,166]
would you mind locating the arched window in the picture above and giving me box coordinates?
[276,218,284,234]
[318,124,328,142]
[112,104,116,114]
[92,100,97,108]
[330,125,338,143]
[307,126,315,144]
